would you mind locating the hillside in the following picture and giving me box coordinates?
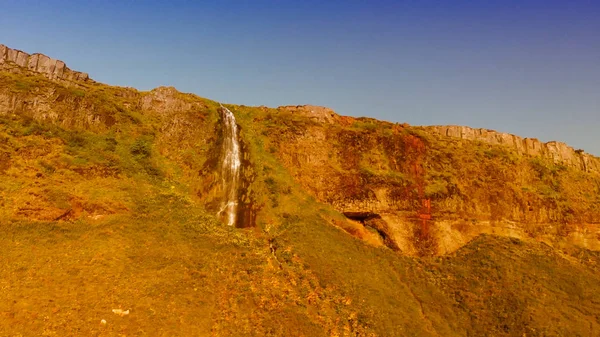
[1,43,600,336]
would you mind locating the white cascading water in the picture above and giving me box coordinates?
[218,104,241,226]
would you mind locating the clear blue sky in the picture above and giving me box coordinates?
[2,0,599,154]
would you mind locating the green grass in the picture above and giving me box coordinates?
[4,205,599,335]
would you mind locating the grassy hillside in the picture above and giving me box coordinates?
[1,68,600,336]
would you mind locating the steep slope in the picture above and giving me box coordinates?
[1,44,600,336]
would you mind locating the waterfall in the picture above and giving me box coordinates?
[218,104,241,226]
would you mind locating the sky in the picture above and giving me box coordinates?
[1,0,599,154]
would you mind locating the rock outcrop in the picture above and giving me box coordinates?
[426,125,600,173]
[277,105,337,124]
[0,44,90,83]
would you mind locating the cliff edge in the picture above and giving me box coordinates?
[0,43,91,84]
[425,125,600,173]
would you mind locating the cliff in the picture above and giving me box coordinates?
[426,125,600,173]
[2,40,599,257]
[236,107,600,255]
[0,44,91,84]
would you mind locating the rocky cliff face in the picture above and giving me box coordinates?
[426,125,600,173]
[244,107,600,255]
[276,105,338,124]
[0,44,90,84]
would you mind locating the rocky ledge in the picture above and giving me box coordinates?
[427,125,600,173]
[0,43,90,83]
[277,105,338,124]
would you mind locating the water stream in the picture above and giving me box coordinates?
[218,104,241,226]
